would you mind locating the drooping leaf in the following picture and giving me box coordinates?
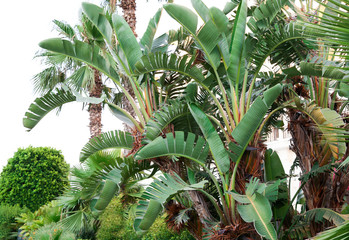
[135,131,209,165]
[39,38,119,82]
[134,52,205,83]
[134,173,207,234]
[80,130,134,162]
[23,89,76,131]
[314,220,349,240]
[144,101,189,142]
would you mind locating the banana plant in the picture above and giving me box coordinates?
[131,0,312,237]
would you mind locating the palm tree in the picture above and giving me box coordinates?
[32,15,108,138]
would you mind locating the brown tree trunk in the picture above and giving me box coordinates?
[120,0,137,37]
[288,109,349,235]
[89,68,103,138]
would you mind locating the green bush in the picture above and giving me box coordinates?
[0,146,69,211]
[29,222,76,240]
[0,204,24,240]
[97,197,194,240]
[16,201,62,238]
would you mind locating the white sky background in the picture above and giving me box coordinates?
[0,0,227,170]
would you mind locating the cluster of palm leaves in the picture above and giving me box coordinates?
[23,0,348,239]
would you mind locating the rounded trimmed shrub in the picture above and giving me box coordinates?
[0,146,69,211]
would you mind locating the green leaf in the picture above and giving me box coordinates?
[189,104,230,174]
[134,173,206,234]
[140,8,162,53]
[23,89,76,131]
[82,3,113,44]
[134,200,163,233]
[303,208,349,226]
[135,131,209,165]
[94,179,119,212]
[163,4,198,34]
[227,0,247,83]
[144,101,189,142]
[164,3,221,69]
[107,102,136,127]
[191,0,210,22]
[230,178,277,240]
[264,149,285,181]
[230,84,282,162]
[134,52,205,83]
[314,220,349,240]
[80,130,134,162]
[39,38,119,82]
[112,14,142,73]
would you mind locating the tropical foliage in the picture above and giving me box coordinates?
[22,0,349,239]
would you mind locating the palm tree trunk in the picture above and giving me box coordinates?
[89,68,103,138]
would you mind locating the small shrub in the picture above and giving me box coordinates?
[29,222,76,240]
[0,146,69,211]
[0,204,24,240]
[97,197,194,240]
[16,201,62,238]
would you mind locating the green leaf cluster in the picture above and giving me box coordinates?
[0,147,69,211]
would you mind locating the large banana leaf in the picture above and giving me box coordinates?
[134,173,207,233]
[163,3,222,68]
[191,0,210,23]
[227,0,247,84]
[230,178,277,240]
[112,14,142,73]
[82,3,113,44]
[264,149,285,181]
[189,103,230,174]
[230,84,282,163]
[140,8,162,53]
[134,53,205,83]
[23,89,76,131]
[79,130,134,162]
[144,101,189,142]
[39,38,119,82]
[135,131,209,165]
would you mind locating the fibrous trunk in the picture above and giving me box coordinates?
[89,68,103,138]
[288,109,349,235]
